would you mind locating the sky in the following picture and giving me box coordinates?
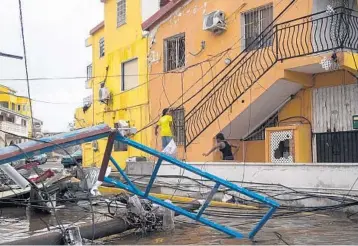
[0,0,103,132]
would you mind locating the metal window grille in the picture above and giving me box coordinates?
[172,108,185,145]
[243,4,273,51]
[0,102,8,109]
[244,113,278,141]
[117,0,126,27]
[99,38,105,58]
[114,140,128,152]
[86,64,92,80]
[164,34,185,72]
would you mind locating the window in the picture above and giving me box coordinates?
[243,4,273,50]
[244,113,278,141]
[0,102,9,108]
[87,64,92,80]
[99,37,105,58]
[114,140,128,152]
[164,34,185,72]
[22,105,26,111]
[172,108,185,145]
[117,0,126,27]
[17,105,21,111]
[121,58,138,91]
[11,103,15,111]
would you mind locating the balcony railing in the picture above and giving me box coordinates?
[0,121,27,136]
[183,7,358,147]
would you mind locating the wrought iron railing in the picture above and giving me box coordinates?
[184,7,358,147]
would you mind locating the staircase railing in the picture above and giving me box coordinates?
[184,7,358,147]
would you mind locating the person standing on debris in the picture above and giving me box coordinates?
[203,133,238,160]
[155,108,174,150]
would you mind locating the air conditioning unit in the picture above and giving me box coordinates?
[115,120,137,137]
[99,86,110,104]
[203,10,226,35]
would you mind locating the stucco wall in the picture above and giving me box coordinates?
[157,162,358,189]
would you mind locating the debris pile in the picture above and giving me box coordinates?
[108,193,175,233]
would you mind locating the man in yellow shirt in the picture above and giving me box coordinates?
[155,108,174,150]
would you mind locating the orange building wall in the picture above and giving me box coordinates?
[147,0,356,162]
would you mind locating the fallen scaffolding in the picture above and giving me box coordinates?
[0,124,279,240]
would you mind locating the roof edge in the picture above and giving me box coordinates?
[142,0,187,31]
[90,21,105,35]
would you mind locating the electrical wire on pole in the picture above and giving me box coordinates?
[18,0,35,138]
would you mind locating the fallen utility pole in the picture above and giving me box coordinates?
[3,201,201,245]
[0,51,23,60]
[0,124,279,239]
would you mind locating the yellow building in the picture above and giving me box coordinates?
[0,84,42,137]
[75,0,160,168]
[0,85,31,117]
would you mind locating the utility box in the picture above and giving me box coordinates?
[125,161,155,176]
[124,160,162,194]
[353,115,358,130]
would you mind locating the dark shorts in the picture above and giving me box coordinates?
[162,136,173,149]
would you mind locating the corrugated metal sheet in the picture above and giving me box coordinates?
[316,131,358,163]
[312,84,358,133]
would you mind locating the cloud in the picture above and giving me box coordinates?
[0,0,103,132]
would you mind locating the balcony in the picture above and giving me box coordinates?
[0,121,27,136]
[85,64,92,89]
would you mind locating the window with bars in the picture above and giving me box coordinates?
[117,0,126,27]
[172,108,185,145]
[87,64,92,80]
[164,34,185,72]
[114,140,128,152]
[0,102,8,108]
[99,38,105,58]
[113,123,128,151]
[243,4,273,51]
[244,113,278,141]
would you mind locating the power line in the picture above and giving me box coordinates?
[18,0,34,137]
[0,51,229,82]
[0,52,23,60]
[135,0,298,136]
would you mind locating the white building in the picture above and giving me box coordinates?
[0,106,29,147]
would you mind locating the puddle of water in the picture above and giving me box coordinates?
[98,211,358,245]
[2,205,358,245]
[0,205,110,244]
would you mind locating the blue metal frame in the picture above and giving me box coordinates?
[104,133,279,239]
[0,125,279,239]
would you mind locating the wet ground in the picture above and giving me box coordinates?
[99,210,358,245]
[2,204,358,245]
[0,204,111,244]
